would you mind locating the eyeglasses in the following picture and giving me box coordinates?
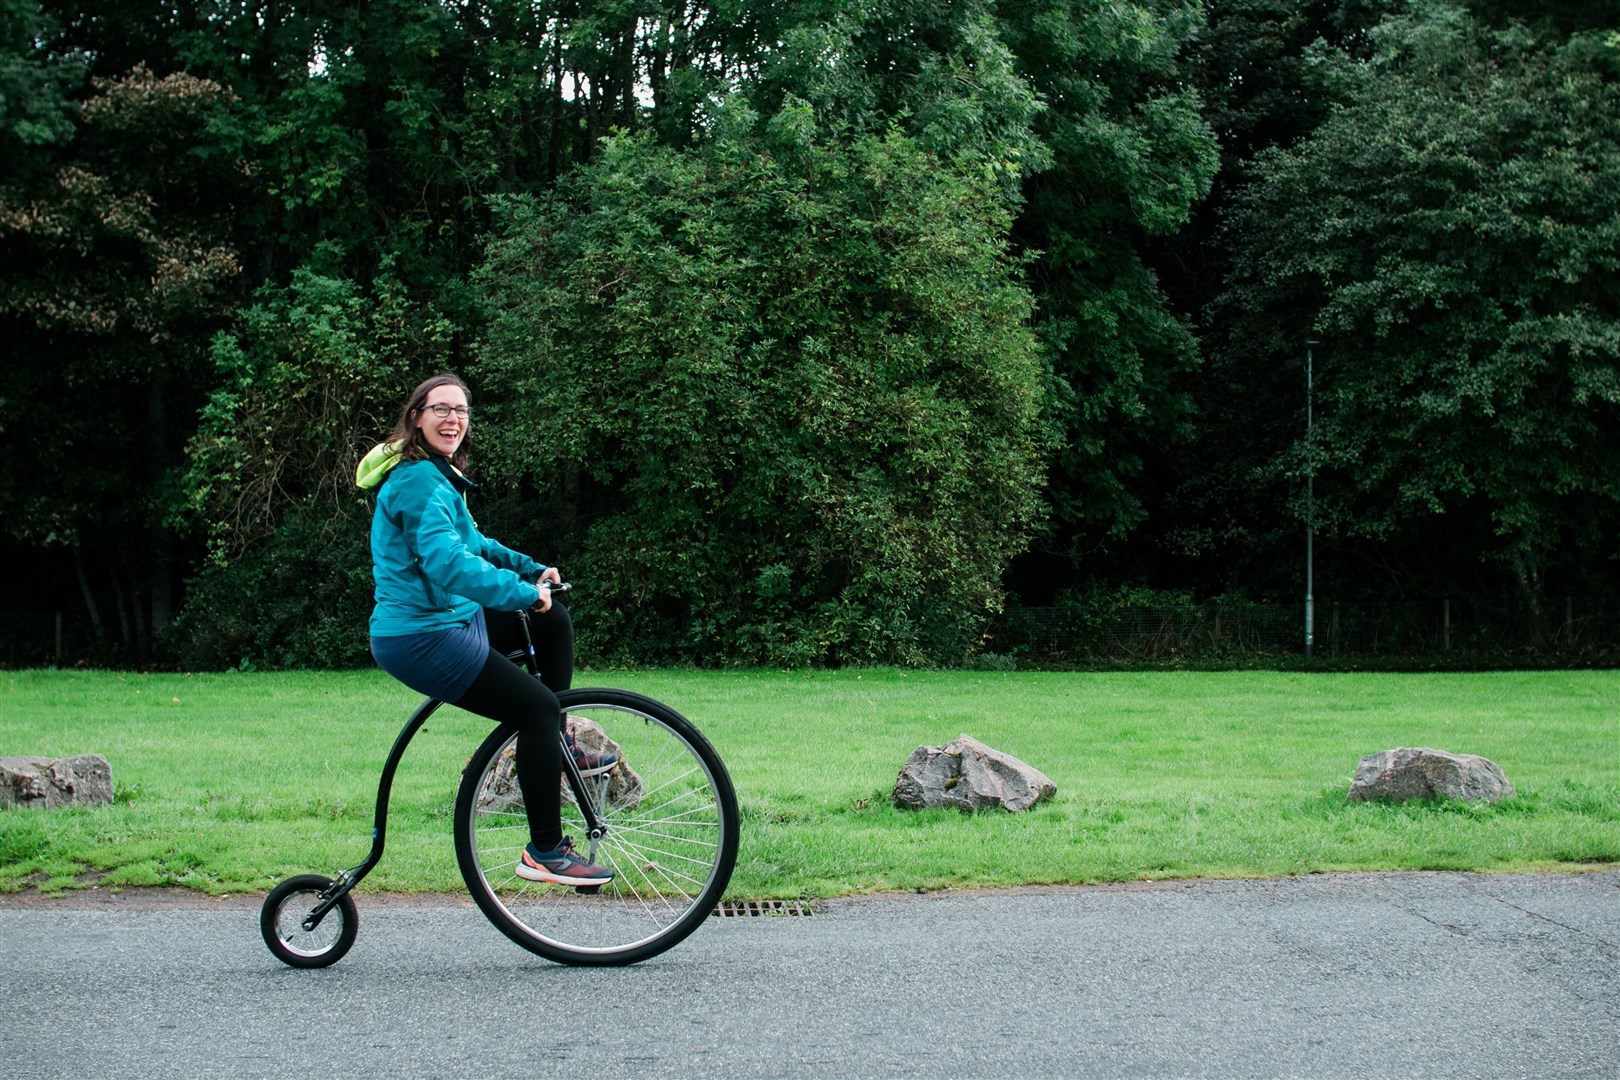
[418,403,471,419]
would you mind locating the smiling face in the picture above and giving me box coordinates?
[414,382,470,459]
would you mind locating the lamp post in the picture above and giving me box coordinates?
[1304,339,1320,658]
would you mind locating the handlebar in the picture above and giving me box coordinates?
[530,580,570,612]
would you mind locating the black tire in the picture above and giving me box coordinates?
[261,875,358,969]
[454,688,739,966]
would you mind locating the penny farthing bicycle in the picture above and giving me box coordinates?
[260,588,739,967]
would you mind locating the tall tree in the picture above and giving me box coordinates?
[0,0,80,178]
[0,44,244,656]
[746,0,1222,598]
[179,0,1061,667]
[1155,0,1402,597]
[997,0,1219,593]
[1213,2,1620,617]
[476,110,1046,666]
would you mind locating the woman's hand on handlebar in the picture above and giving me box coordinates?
[533,567,568,613]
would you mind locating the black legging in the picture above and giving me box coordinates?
[450,602,574,851]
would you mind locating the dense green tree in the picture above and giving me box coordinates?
[1213,2,1620,617]
[175,0,1061,667]
[743,1,1222,598]
[996,1,1218,591]
[1155,0,1402,596]
[174,262,458,668]
[0,0,80,178]
[167,0,732,666]
[476,109,1046,665]
[11,0,1612,667]
[0,52,244,655]
[748,0,1049,192]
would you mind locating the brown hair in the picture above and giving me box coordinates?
[390,372,472,471]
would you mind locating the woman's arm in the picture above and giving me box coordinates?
[411,488,545,611]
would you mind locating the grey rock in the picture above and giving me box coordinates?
[566,716,642,810]
[1347,747,1515,803]
[894,734,1056,812]
[0,754,113,809]
[477,717,642,813]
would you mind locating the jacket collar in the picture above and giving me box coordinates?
[428,453,479,494]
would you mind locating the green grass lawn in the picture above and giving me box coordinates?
[1,668,1615,898]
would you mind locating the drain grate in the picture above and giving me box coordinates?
[711,899,821,918]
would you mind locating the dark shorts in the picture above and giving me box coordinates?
[370,609,490,702]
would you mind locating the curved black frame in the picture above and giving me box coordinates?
[295,609,601,934]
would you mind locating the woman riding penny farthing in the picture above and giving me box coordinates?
[259,373,738,967]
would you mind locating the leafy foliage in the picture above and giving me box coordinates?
[184,261,455,559]
[170,500,373,670]
[171,261,460,667]
[999,0,1218,562]
[0,56,244,653]
[0,0,81,175]
[1215,3,1620,609]
[5,0,1616,668]
[476,111,1046,665]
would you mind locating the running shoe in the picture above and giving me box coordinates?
[516,837,614,886]
[566,729,619,777]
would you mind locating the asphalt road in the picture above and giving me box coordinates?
[3,870,1616,1079]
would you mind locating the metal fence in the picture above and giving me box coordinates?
[986,597,1618,665]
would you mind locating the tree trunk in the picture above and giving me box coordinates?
[547,19,565,180]
[73,547,106,643]
[107,553,133,647]
[1510,553,1547,646]
[150,535,174,639]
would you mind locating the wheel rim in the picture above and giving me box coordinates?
[274,889,344,958]
[467,702,729,956]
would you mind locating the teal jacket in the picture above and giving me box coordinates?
[359,445,546,637]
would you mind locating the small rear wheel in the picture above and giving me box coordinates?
[455,688,739,966]
[261,875,358,968]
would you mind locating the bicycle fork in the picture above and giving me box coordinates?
[560,745,610,854]
[302,873,358,932]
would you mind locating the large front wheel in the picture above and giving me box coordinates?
[454,688,739,966]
